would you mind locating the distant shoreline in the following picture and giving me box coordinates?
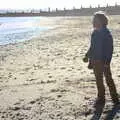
[1,13,120,17]
[1,5,120,17]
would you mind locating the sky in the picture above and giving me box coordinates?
[0,0,120,10]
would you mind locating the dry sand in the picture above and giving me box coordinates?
[0,16,120,120]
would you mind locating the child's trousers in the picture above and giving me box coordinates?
[93,60,118,102]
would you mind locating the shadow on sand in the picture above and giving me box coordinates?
[104,104,120,120]
[90,103,105,120]
[90,103,120,120]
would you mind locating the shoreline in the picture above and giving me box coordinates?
[0,17,62,46]
[0,27,52,46]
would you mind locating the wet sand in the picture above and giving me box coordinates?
[0,16,120,120]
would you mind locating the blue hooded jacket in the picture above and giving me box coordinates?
[86,26,113,63]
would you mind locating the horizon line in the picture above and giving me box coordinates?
[0,2,119,11]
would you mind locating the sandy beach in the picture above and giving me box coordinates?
[0,16,120,120]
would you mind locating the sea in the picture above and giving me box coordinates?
[0,17,50,45]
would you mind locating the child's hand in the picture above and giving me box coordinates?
[83,56,88,63]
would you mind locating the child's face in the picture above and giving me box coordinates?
[92,17,102,29]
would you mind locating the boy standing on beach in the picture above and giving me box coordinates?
[83,11,119,105]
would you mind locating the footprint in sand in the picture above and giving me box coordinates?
[29,100,36,104]
[23,67,32,72]
[65,79,71,83]
[40,80,46,84]
[14,102,21,106]
[118,75,120,77]
[57,94,62,98]
[29,97,42,105]
[51,88,59,92]
[13,103,32,111]
[60,66,66,70]
[9,106,21,111]
[60,89,68,92]
[48,75,53,78]
[51,88,68,93]
[77,68,82,71]
[84,96,91,100]
[8,72,12,78]
[26,78,37,82]
[48,79,56,83]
